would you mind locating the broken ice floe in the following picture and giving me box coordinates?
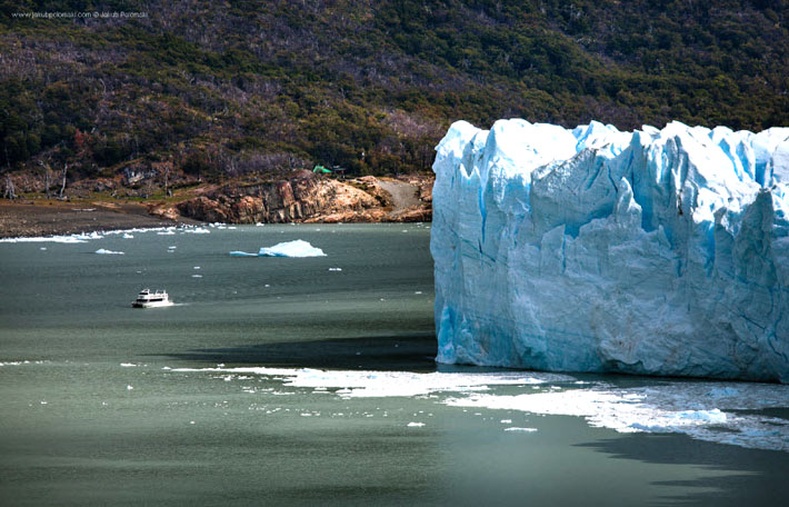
[170,365,789,452]
[229,239,326,258]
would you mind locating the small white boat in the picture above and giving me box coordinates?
[132,289,173,308]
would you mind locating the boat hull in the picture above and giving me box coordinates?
[131,300,173,308]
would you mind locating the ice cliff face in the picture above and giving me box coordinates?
[431,119,789,382]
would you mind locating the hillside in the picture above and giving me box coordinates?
[1,0,788,200]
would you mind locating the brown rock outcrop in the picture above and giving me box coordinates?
[171,171,426,224]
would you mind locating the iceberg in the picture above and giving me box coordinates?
[230,239,326,258]
[431,119,789,383]
[95,248,125,255]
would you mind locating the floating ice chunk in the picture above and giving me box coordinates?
[75,232,103,240]
[1,360,47,366]
[258,239,326,257]
[0,235,88,244]
[95,248,124,255]
[230,239,326,258]
[228,250,259,257]
[407,422,426,427]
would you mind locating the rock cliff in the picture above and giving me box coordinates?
[161,171,431,224]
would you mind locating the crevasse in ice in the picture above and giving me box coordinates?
[431,119,789,382]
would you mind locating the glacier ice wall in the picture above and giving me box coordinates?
[431,119,789,382]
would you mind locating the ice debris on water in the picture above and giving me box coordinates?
[171,365,789,451]
[95,248,124,255]
[504,427,538,433]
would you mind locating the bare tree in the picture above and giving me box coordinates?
[38,160,52,199]
[164,164,172,197]
[59,163,68,200]
[3,174,15,199]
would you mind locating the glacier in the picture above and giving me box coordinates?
[431,119,789,383]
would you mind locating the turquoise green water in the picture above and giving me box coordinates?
[1,224,787,506]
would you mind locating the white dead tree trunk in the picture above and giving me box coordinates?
[3,174,16,199]
[59,163,68,199]
[39,160,52,199]
[164,165,171,197]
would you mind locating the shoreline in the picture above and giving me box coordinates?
[0,199,199,239]
[0,176,433,239]
[0,196,432,239]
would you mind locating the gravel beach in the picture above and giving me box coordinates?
[0,199,195,238]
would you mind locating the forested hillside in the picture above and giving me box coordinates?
[1,0,787,184]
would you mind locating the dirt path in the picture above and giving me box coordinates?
[378,179,421,211]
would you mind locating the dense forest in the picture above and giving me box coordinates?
[1,0,788,184]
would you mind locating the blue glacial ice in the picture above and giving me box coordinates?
[431,119,789,382]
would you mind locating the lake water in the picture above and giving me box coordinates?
[1,223,787,506]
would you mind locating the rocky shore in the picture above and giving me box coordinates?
[0,199,192,238]
[0,173,432,238]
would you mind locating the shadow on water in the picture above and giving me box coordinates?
[577,433,789,507]
[165,333,439,372]
[164,332,789,506]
